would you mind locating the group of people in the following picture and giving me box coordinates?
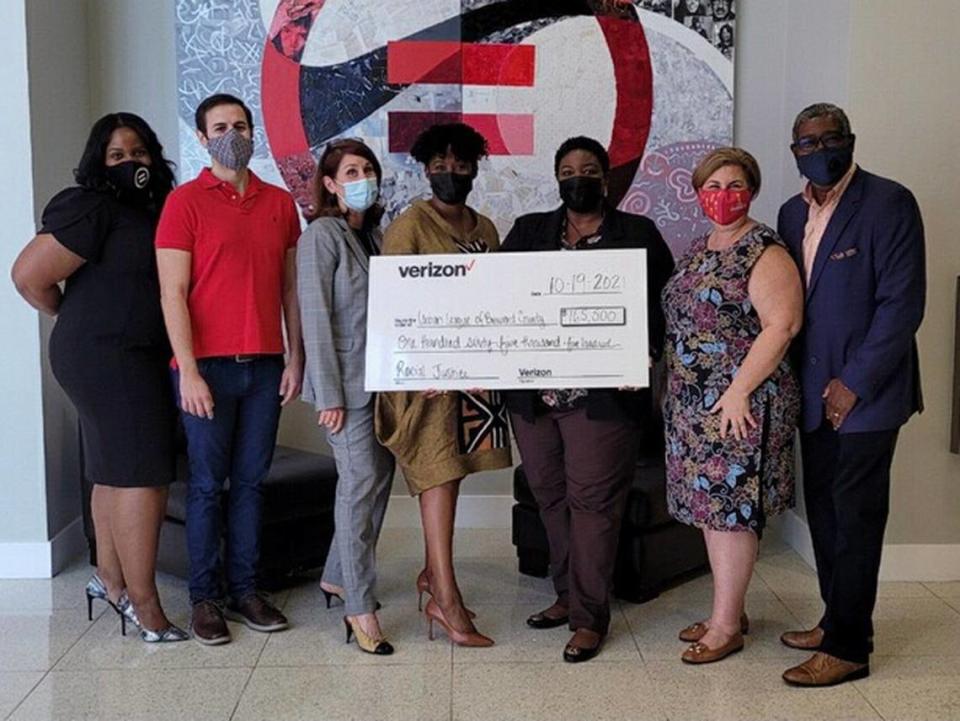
[11,94,925,689]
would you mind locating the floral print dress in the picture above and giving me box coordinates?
[662,224,800,534]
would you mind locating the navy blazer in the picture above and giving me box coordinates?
[777,168,925,434]
[499,205,674,443]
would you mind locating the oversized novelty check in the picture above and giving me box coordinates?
[364,249,649,391]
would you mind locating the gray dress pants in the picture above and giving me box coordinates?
[320,399,395,615]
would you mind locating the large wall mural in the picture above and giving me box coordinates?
[175,0,735,255]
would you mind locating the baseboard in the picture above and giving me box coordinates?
[384,494,514,529]
[778,509,960,582]
[0,516,85,579]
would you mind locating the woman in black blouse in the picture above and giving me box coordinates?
[501,136,675,662]
[12,113,187,642]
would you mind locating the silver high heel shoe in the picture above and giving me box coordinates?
[115,591,142,636]
[116,593,188,643]
[84,574,110,621]
[139,624,190,643]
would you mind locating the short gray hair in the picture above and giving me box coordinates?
[792,103,852,141]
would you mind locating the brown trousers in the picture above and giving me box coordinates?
[511,407,639,634]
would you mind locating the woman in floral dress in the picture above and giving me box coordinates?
[663,148,803,664]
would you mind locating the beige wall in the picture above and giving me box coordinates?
[848,1,960,544]
[26,0,92,541]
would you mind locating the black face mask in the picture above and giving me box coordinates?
[559,175,604,213]
[106,161,152,204]
[430,172,474,205]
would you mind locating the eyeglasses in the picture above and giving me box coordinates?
[790,132,852,156]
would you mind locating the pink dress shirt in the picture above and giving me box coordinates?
[801,164,858,283]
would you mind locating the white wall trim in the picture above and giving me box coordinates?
[779,509,960,582]
[385,494,514,529]
[0,516,85,579]
[0,539,53,579]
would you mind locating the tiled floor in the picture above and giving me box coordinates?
[2,530,959,721]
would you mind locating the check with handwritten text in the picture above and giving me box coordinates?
[364,249,649,391]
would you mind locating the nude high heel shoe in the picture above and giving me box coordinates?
[424,598,493,647]
[416,569,476,618]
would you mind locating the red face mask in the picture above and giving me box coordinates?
[697,188,752,226]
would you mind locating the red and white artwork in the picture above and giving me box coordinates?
[175,0,735,253]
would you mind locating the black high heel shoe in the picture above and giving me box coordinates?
[322,586,381,611]
[321,587,341,609]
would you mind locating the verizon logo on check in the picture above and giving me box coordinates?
[398,260,477,279]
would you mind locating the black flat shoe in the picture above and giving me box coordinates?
[563,629,604,663]
[527,612,570,629]
[563,640,602,663]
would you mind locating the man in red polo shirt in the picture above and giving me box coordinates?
[156,93,303,645]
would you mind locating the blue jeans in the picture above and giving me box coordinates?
[173,356,284,604]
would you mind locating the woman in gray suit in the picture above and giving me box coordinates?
[297,139,396,655]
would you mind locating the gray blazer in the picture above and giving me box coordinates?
[297,216,379,411]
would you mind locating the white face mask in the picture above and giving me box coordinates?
[339,177,379,212]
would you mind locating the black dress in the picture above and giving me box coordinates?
[42,188,176,487]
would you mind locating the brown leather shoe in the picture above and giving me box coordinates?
[681,633,744,664]
[679,612,750,642]
[191,600,231,646]
[780,626,824,650]
[782,652,869,687]
[225,594,289,632]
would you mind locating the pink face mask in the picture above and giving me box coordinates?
[697,188,752,226]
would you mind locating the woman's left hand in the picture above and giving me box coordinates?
[710,388,757,441]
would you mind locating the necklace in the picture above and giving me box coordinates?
[564,211,603,246]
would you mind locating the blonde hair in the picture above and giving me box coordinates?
[691,147,762,196]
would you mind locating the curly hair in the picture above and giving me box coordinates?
[75,112,176,207]
[409,122,489,176]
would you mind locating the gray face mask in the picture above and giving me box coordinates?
[206,128,253,171]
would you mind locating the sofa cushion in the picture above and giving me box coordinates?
[166,446,338,523]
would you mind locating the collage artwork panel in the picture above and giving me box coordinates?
[176,0,735,256]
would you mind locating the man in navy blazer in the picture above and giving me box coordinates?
[776,103,925,687]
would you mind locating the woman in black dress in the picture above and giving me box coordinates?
[12,114,187,642]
